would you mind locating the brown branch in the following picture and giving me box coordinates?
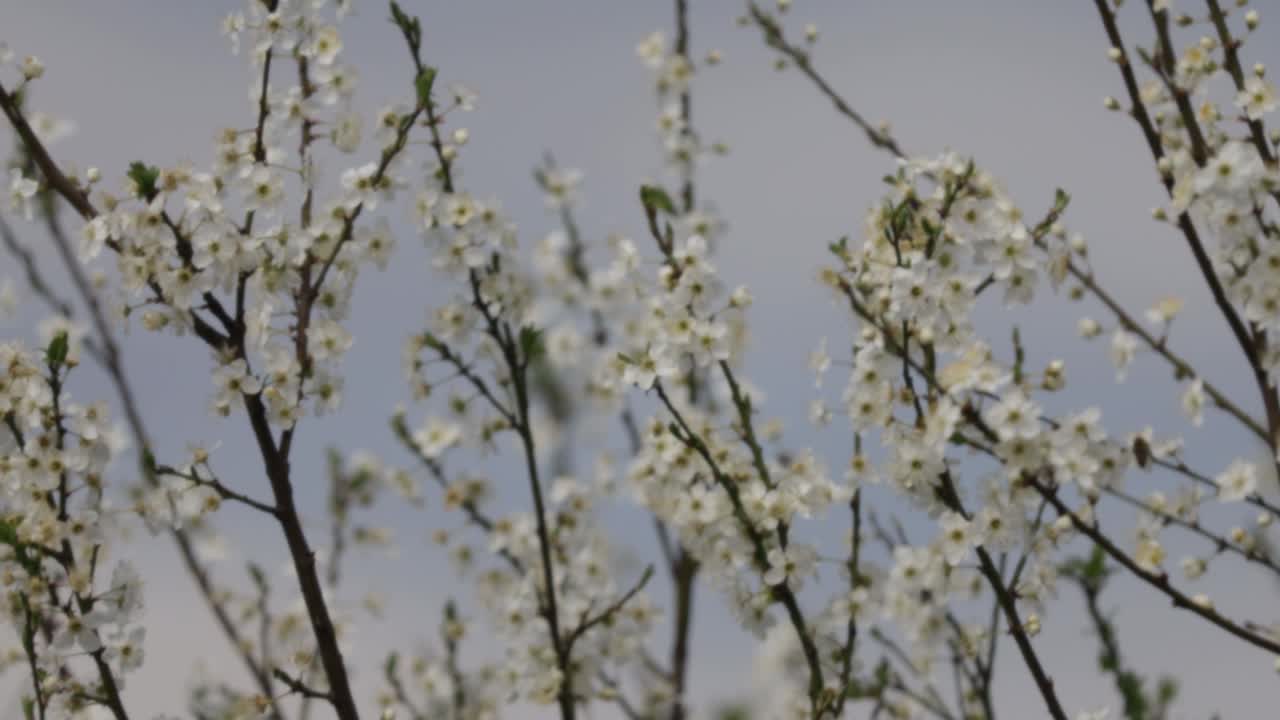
[564,566,655,656]
[653,380,827,713]
[1029,473,1280,655]
[1104,484,1280,577]
[746,1,905,159]
[155,464,279,517]
[0,81,95,219]
[1094,0,1280,451]
[1205,0,1276,165]
[273,667,331,702]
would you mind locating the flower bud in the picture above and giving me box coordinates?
[20,55,44,80]
[1078,317,1101,339]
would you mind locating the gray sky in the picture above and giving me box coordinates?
[3,1,1280,717]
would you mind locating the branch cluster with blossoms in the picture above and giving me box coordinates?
[3,1,1280,720]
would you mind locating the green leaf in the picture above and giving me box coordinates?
[416,67,438,107]
[389,0,409,27]
[0,517,19,548]
[890,200,913,235]
[384,651,400,679]
[1054,187,1071,212]
[45,331,68,369]
[640,185,676,215]
[518,325,545,363]
[1156,676,1179,703]
[0,517,39,576]
[127,161,161,200]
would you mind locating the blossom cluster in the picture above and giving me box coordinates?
[0,339,146,715]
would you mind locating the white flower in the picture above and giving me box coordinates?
[1144,296,1183,325]
[1181,378,1205,427]
[540,167,582,209]
[53,609,109,653]
[243,166,284,213]
[1181,556,1207,580]
[636,31,665,69]
[80,216,111,261]
[1215,460,1257,502]
[20,55,44,80]
[1078,317,1101,339]
[212,359,262,409]
[414,418,462,459]
[937,511,973,566]
[1134,538,1165,572]
[763,543,817,589]
[308,319,353,360]
[1236,76,1278,121]
[221,12,245,54]
[449,85,478,112]
[1109,328,1137,381]
[808,399,832,427]
[985,391,1041,441]
[809,337,831,388]
[621,345,678,390]
[307,26,343,66]
[332,112,363,153]
[1194,141,1264,196]
[8,169,38,220]
[104,626,146,674]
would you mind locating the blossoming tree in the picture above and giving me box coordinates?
[1,1,1279,719]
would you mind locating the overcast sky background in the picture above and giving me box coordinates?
[3,1,1280,718]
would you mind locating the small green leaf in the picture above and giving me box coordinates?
[416,67,438,107]
[518,325,545,362]
[420,330,443,352]
[389,0,408,26]
[45,331,69,369]
[127,161,161,200]
[640,185,676,215]
[0,517,19,547]
[1054,187,1071,212]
